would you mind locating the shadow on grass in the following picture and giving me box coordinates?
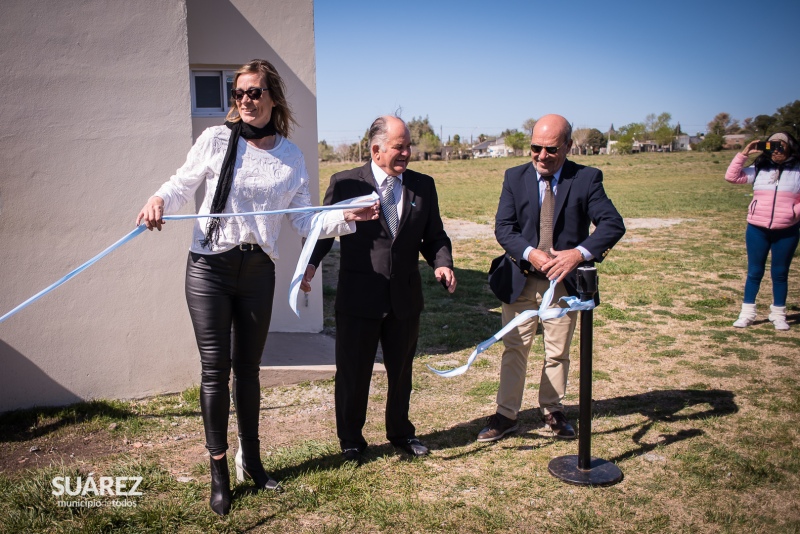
[415,388,738,464]
[590,388,737,463]
[228,389,738,485]
[0,400,138,443]
[267,441,408,481]
[0,400,203,443]
[416,263,501,354]
[736,311,799,328]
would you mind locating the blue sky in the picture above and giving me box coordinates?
[314,0,800,146]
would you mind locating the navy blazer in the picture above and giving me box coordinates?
[310,163,453,320]
[494,159,625,304]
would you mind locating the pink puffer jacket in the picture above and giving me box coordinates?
[725,152,800,229]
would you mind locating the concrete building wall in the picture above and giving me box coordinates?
[0,0,320,412]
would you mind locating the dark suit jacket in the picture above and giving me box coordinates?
[493,159,625,304]
[310,163,453,320]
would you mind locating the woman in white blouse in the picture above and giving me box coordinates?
[136,59,377,516]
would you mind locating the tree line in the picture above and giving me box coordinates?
[319,116,452,163]
[697,100,800,151]
[318,100,800,161]
[319,116,607,162]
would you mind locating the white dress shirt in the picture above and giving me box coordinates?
[371,160,404,220]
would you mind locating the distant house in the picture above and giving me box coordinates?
[471,136,522,158]
[632,139,659,153]
[488,137,514,157]
[724,134,747,149]
[672,134,692,151]
[570,144,595,156]
[471,138,495,158]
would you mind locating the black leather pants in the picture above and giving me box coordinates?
[185,247,275,457]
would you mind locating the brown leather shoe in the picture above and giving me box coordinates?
[477,413,519,442]
[543,411,576,439]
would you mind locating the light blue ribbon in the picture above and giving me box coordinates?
[288,192,379,317]
[427,280,596,378]
[0,201,375,324]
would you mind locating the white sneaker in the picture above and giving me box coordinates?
[733,303,756,328]
[769,305,790,331]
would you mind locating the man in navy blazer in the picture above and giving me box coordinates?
[479,114,624,442]
[303,116,456,461]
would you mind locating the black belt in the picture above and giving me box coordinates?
[237,243,261,252]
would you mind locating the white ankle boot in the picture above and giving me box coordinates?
[768,305,790,331]
[733,303,756,328]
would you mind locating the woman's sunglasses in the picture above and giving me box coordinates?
[231,87,269,101]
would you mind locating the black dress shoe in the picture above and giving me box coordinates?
[543,411,576,439]
[393,438,429,457]
[341,448,364,463]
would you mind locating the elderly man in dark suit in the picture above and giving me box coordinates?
[479,114,625,442]
[302,115,456,461]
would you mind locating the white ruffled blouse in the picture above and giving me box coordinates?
[154,125,353,258]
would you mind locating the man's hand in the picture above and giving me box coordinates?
[435,267,457,294]
[343,201,380,222]
[527,248,554,272]
[541,248,583,282]
[300,264,316,293]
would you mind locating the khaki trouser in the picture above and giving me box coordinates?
[496,275,577,420]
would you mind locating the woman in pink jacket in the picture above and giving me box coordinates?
[725,131,800,330]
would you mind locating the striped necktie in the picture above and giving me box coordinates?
[537,176,554,253]
[382,176,399,237]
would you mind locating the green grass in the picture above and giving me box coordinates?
[2,151,799,533]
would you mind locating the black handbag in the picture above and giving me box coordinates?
[488,253,529,304]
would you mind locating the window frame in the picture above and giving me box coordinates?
[190,69,236,117]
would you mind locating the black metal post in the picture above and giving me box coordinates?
[548,266,623,486]
[578,286,594,470]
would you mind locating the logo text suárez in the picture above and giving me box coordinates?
[51,476,143,497]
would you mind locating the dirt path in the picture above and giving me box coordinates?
[443,217,689,240]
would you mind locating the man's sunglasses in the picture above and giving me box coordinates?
[530,142,565,155]
[231,87,269,101]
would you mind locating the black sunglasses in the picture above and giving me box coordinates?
[530,142,564,155]
[231,87,269,101]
